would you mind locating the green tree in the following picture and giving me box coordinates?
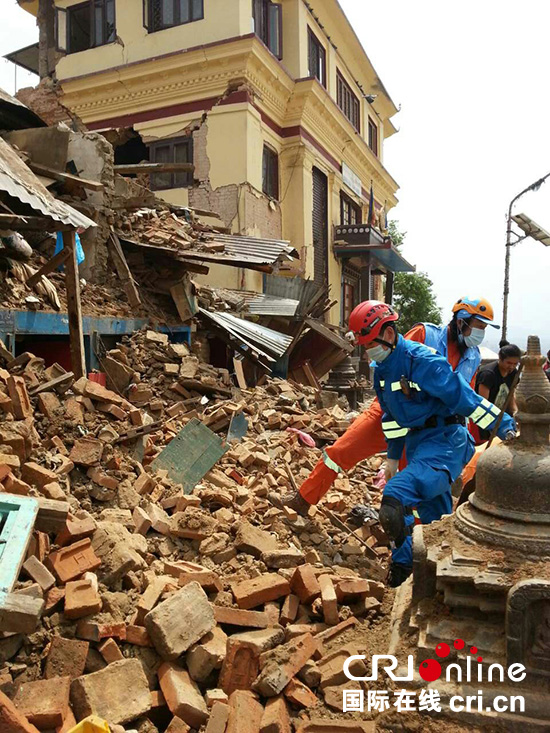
[393,272,443,333]
[388,220,442,332]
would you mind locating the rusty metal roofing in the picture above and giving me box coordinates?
[203,233,299,266]
[0,137,95,230]
[199,308,293,361]
[233,291,300,317]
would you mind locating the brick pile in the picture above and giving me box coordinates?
[0,327,389,732]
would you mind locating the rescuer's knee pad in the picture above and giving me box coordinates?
[379,496,407,548]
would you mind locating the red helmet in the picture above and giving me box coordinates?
[349,300,399,346]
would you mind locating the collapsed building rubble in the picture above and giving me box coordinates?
[0,326,392,732]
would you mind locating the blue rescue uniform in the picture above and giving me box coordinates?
[374,335,515,570]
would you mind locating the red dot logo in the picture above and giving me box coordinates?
[419,658,442,682]
[454,638,465,650]
[470,646,478,655]
[435,643,450,658]
[477,656,483,663]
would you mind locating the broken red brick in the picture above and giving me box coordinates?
[231,574,290,610]
[213,607,269,629]
[0,689,40,733]
[22,555,56,592]
[205,701,230,733]
[318,575,339,626]
[290,565,321,604]
[7,376,31,419]
[69,437,104,467]
[44,637,89,681]
[254,634,317,697]
[158,662,208,729]
[125,625,154,647]
[261,696,291,733]
[46,538,101,583]
[218,640,260,696]
[55,516,96,547]
[21,462,57,489]
[13,676,70,729]
[98,638,124,664]
[64,579,102,620]
[226,690,263,733]
[284,678,318,708]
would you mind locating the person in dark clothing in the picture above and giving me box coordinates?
[475,341,521,439]
[544,350,550,381]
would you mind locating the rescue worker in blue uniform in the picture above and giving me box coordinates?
[349,300,517,587]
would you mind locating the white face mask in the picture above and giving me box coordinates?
[367,344,391,363]
[464,327,485,348]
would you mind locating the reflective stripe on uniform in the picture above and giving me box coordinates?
[390,381,421,392]
[322,450,342,474]
[379,380,385,388]
[382,420,409,439]
[469,397,500,429]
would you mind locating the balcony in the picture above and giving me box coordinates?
[333,224,415,273]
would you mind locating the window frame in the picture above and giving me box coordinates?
[63,0,116,55]
[336,70,361,132]
[148,136,194,191]
[262,144,280,200]
[308,27,326,88]
[340,192,362,226]
[368,117,379,157]
[253,0,283,60]
[145,0,205,34]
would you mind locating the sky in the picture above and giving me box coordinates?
[2,2,550,351]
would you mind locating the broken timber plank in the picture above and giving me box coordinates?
[26,248,71,288]
[114,162,194,174]
[233,356,248,390]
[151,418,227,493]
[115,420,164,445]
[28,161,103,191]
[107,231,142,309]
[28,372,75,397]
[63,231,86,380]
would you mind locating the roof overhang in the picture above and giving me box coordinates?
[4,43,39,76]
[15,0,38,16]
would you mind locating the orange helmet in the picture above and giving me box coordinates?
[349,300,399,346]
[452,297,499,328]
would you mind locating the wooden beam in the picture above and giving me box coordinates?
[63,231,86,380]
[107,231,142,309]
[0,214,74,231]
[114,162,195,174]
[26,248,71,288]
[28,162,103,191]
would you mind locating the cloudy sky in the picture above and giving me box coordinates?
[2,2,550,351]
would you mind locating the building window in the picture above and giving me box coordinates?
[368,117,378,156]
[262,145,279,200]
[146,0,204,33]
[149,137,194,190]
[253,0,282,59]
[58,0,116,54]
[337,71,360,132]
[308,28,326,87]
[340,192,362,226]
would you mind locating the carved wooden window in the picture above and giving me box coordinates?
[340,192,362,226]
[144,0,204,33]
[149,137,194,190]
[368,117,379,157]
[337,71,360,132]
[262,145,279,200]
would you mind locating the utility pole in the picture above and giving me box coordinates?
[502,172,550,340]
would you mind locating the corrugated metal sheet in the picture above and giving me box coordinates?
[203,233,298,266]
[231,291,300,317]
[199,308,292,359]
[0,137,95,230]
[264,275,324,315]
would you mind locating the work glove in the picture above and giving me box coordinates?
[384,458,399,482]
[497,414,517,442]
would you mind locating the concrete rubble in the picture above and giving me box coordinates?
[0,325,390,732]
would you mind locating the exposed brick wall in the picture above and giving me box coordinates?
[16,79,85,130]
[188,120,282,238]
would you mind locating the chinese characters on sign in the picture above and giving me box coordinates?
[343,689,442,713]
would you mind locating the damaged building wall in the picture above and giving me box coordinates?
[65,129,115,280]
[16,79,85,130]
[135,108,282,294]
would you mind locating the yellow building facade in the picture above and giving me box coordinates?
[15,0,412,326]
